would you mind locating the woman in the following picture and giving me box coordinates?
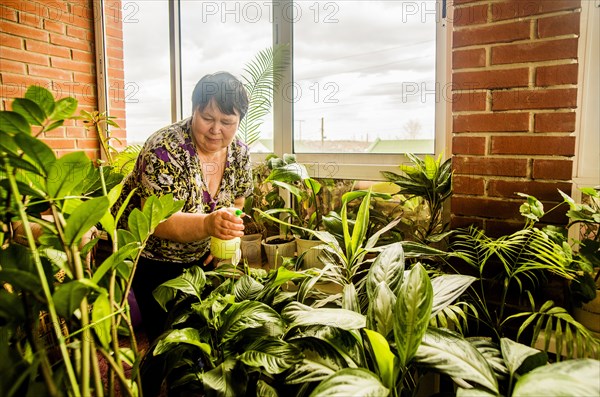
[117,72,252,341]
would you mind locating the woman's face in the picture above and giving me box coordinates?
[192,99,240,155]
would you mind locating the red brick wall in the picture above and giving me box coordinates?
[0,0,126,160]
[451,0,580,236]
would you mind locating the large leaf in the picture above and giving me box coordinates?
[266,162,309,183]
[11,98,46,126]
[393,263,432,368]
[366,282,396,338]
[14,132,56,177]
[500,338,547,376]
[92,242,140,284]
[0,269,42,294]
[25,85,55,116]
[366,242,405,299]
[53,280,91,318]
[46,151,93,199]
[0,111,31,134]
[92,292,112,350]
[233,274,264,301]
[200,358,247,397]
[512,359,600,397]
[430,274,476,318]
[153,328,211,356]
[308,368,389,397]
[49,97,78,119]
[283,301,366,331]
[415,328,499,394]
[153,265,207,310]
[363,329,396,390]
[237,337,303,374]
[285,336,348,384]
[220,300,285,343]
[342,283,360,313]
[127,208,150,243]
[63,196,109,247]
[350,190,371,260]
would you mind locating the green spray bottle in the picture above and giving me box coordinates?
[210,209,243,260]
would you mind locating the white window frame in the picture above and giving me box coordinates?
[167,0,450,181]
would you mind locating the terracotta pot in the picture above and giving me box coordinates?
[296,237,326,269]
[241,233,263,267]
[262,235,296,269]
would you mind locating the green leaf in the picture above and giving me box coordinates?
[220,301,285,342]
[153,328,211,356]
[256,380,279,397]
[25,86,56,116]
[500,338,547,376]
[49,97,78,119]
[46,151,93,199]
[200,358,247,397]
[285,336,348,384]
[308,368,389,397]
[11,98,46,126]
[0,289,26,324]
[513,359,600,397]
[363,329,396,390]
[14,133,56,176]
[127,208,150,243]
[92,242,140,284]
[233,275,264,301]
[366,242,405,299]
[63,196,109,247]
[237,338,303,374]
[0,111,31,134]
[415,328,498,394]
[394,263,432,368]
[53,280,91,318]
[0,269,42,294]
[92,292,112,349]
[266,162,310,182]
[283,302,366,330]
[366,282,396,338]
[342,283,360,313]
[350,190,371,259]
[152,265,206,310]
[430,274,476,318]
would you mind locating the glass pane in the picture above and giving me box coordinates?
[180,1,272,152]
[123,0,172,145]
[293,1,437,154]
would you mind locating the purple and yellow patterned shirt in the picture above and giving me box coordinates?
[117,117,253,262]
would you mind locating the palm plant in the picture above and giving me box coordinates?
[238,45,290,147]
[381,153,452,244]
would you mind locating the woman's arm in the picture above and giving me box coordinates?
[150,204,245,244]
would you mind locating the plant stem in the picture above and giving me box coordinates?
[90,337,105,397]
[99,349,136,397]
[3,158,81,396]
[72,246,91,397]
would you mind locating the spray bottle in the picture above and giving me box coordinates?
[209,209,243,260]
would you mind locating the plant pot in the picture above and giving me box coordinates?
[262,235,296,269]
[241,233,263,267]
[573,290,600,336]
[296,237,326,269]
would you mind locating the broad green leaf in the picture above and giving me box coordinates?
[153,265,206,310]
[500,338,547,376]
[350,190,371,259]
[308,368,389,397]
[91,292,112,349]
[11,98,46,126]
[363,329,396,389]
[141,195,164,231]
[200,358,247,397]
[283,301,366,330]
[233,274,264,301]
[0,269,42,294]
[14,133,55,176]
[415,328,498,394]
[63,196,109,247]
[128,208,150,243]
[366,242,405,298]
[220,301,285,342]
[153,328,211,356]
[342,283,360,313]
[513,359,600,397]
[237,338,303,374]
[25,85,55,116]
[256,380,279,397]
[366,282,396,338]
[430,274,476,318]
[456,387,497,396]
[53,280,91,318]
[49,97,78,119]
[46,151,93,199]
[285,336,348,384]
[394,263,432,368]
[0,111,31,134]
[266,162,309,182]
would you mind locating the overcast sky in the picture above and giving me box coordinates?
[123,1,438,145]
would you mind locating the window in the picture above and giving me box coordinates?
[121,1,449,179]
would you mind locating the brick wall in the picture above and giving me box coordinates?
[0,0,126,160]
[451,0,581,236]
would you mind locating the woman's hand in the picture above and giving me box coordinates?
[204,208,245,240]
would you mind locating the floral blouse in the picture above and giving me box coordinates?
[116,117,253,262]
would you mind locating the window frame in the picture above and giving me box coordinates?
[166,0,450,180]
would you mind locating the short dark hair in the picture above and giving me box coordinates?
[191,72,249,121]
